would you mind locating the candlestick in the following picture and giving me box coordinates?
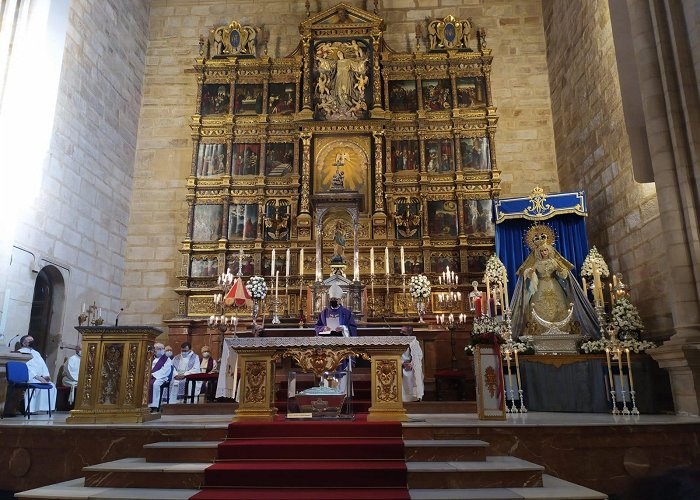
[271,249,276,278]
[275,271,279,299]
[285,248,290,277]
[625,348,634,392]
[505,349,514,413]
[605,348,619,414]
[593,266,603,307]
[616,348,630,415]
[400,246,405,274]
[299,248,304,276]
[385,247,389,274]
[485,279,491,316]
[370,247,375,275]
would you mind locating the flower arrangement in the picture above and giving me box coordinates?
[502,339,535,355]
[580,246,610,279]
[610,296,644,335]
[465,315,504,354]
[482,254,506,285]
[245,276,268,299]
[580,338,656,354]
[408,274,431,300]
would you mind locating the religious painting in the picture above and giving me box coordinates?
[191,256,219,277]
[463,199,495,236]
[227,204,259,240]
[263,200,291,241]
[201,84,230,115]
[460,137,491,171]
[262,254,285,277]
[456,77,486,108]
[467,252,489,274]
[195,143,227,177]
[227,255,255,276]
[388,80,417,112]
[192,204,223,241]
[313,135,371,209]
[313,40,370,121]
[265,143,294,176]
[268,83,296,114]
[421,79,452,111]
[393,197,421,240]
[232,143,260,176]
[430,253,461,273]
[427,200,458,237]
[391,140,419,172]
[233,83,263,115]
[424,140,455,173]
[392,252,424,274]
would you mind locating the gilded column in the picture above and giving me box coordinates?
[373,130,385,213]
[298,35,314,119]
[370,32,384,117]
[299,132,312,214]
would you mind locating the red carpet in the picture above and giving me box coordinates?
[191,415,409,500]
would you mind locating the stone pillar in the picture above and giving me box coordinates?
[625,0,700,415]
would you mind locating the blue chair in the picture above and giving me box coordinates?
[157,365,174,411]
[6,361,53,419]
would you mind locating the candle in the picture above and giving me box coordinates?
[285,249,290,277]
[455,275,459,285]
[613,273,618,288]
[485,279,491,316]
[582,277,587,295]
[271,249,276,277]
[499,285,505,316]
[475,296,481,316]
[275,271,279,298]
[385,247,389,274]
[400,246,405,274]
[616,348,627,398]
[609,283,615,306]
[502,268,509,310]
[98,308,102,318]
[593,267,603,306]
[505,349,513,398]
[625,348,635,392]
[514,349,522,390]
[82,303,86,313]
[299,248,304,275]
[370,247,375,275]
[605,348,615,396]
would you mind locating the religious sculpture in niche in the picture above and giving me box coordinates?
[314,40,370,120]
[313,136,371,205]
[263,200,291,241]
[331,220,347,264]
[330,151,348,190]
[427,15,473,51]
[210,20,257,57]
[393,197,421,239]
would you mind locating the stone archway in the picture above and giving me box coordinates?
[26,265,65,373]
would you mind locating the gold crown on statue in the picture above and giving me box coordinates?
[525,223,556,250]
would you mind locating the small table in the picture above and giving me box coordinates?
[184,372,219,404]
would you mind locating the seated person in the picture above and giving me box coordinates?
[400,326,424,402]
[149,342,172,410]
[61,345,82,405]
[17,335,57,414]
[199,345,218,401]
[315,284,357,337]
[168,342,201,403]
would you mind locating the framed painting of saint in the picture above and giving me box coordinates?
[430,253,461,273]
[424,140,454,173]
[191,256,219,277]
[392,252,424,274]
[467,252,489,274]
[427,200,458,237]
[421,79,452,111]
[265,143,294,177]
[263,200,291,241]
[192,204,223,241]
[388,80,417,112]
[391,140,420,172]
[234,83,263,115]
[228,255,255,276]
[463,199,495,236]
[227,204,259,240]
[456,77,487,108]
[268,83,296,115]
[460,137,491,171]
[201,84,230,115]
[195,143,227,177]
[232,143,260,176]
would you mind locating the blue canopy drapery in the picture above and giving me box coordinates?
[494,189,589,297]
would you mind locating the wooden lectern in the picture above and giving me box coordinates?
[66,326,162,424]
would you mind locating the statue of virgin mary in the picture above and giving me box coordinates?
[510,224,600,339]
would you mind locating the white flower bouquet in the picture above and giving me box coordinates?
[580,246,610,279]
[482,254,506,285]
[610,296,644,335]
[408,274,431,299]
[580,338,656,354]
[245,275,268,299]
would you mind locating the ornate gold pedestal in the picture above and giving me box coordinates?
[227,336,411,422]
[66,326,162,424]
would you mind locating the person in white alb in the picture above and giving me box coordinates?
[149,343,173,410]
[17,335,57,414]
[61,344,82,405]
[168,342,200,403]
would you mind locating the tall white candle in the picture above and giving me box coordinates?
[400,246,405,274]
[385,247,389,274]
[299,248,304,275]
[285,249,290,277]
[271,249,276,277]
[275,271,279,298]
[502,267,509,310]
[370,247,375,275]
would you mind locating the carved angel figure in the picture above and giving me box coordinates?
[314,41,369,120]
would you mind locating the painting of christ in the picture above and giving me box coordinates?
[463,199,495,236]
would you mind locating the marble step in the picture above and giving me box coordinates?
[409,473,608,499]
[142,440,221,463]
[404,439,489,461]
[83,458,207,489]
[408,456,544,489]
[15,478,200,499]
[405,401,477,413]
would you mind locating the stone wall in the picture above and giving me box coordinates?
[1,0,149,373]
[542,0,670,336]
[121,0,560,327]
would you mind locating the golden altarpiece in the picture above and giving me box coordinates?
[170,3,499,347]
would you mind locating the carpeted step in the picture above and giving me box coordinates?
[191,487,410,499]
[204,459,408,488]
[226,419,403,440]
[217,437,404,460]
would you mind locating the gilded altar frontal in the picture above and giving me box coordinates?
[177,3,501,319]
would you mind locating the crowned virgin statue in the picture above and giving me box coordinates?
[510,224,600,338]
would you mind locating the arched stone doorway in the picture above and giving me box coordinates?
[26,266,65,372]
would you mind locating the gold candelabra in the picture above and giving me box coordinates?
[78,302,103,326]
